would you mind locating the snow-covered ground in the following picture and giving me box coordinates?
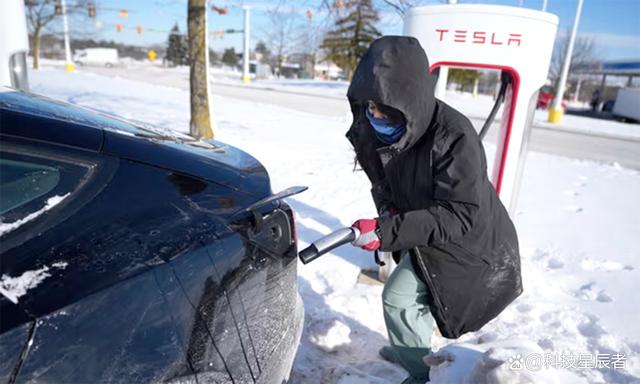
[25,66,640,383]
[443,91,640,141]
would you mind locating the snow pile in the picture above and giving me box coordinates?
[0,194,70,237]
[27,66,640,383]
[425,339,587,384]
[309,318,352,353]
[443,91,640,140]
[0,262,68,304]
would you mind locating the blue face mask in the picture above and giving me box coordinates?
[365,108,406,145]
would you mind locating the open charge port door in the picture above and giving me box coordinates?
[230,186,306,260]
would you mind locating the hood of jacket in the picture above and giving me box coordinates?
[347,35,437,152]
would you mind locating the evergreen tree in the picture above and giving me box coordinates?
[321,0,381,79]
[255,41,271,63]
[209,49,220,65]
[222,48,239,67]
[166,23,188,66]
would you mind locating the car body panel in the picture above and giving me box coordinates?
[0,322,31,383]
[0,90,303,383]
[102,131,271,198]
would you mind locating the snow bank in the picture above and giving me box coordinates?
[443,91,640,140]
[425,339,587,384]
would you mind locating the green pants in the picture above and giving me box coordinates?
[382,254,433,380]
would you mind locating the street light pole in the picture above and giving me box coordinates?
[548,0,584,123]
[242,6,250,84]
[61,0,74,72]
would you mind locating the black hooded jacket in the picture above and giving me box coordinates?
[346,36,523,339]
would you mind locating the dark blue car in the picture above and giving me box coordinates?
[0,89,304,383]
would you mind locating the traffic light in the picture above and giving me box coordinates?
[306,9,313,23]
[136,25,143,34]
[88,2,96,18]
[55,0,63,15]
[119,9,128,18]
[115,23,123,32]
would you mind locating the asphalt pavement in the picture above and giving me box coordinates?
[69,65,640,170]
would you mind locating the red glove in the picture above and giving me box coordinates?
[351,218,381,252]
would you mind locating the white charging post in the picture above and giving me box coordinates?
[404,5,558,215]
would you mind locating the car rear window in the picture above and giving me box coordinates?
[0,159,60,215]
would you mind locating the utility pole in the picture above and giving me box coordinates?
[61,0,74,72]
[434,0,457,99]
[542,0,548,12]
[548,0,584,123]
[242,6,251,84]
[188,0,213,138]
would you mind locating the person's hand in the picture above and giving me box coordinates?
[351,218,381,251]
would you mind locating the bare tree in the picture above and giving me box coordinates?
[549,33,598,85]
[319,0,433,17]
[378,0,418,15]
[187,0,213,138]
[263,5,301,77]
[25,0,61,69]
[24,0,91,69]
[296,18,329,79]
[25,0,91,69]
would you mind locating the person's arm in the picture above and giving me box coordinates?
[376,132,484,252]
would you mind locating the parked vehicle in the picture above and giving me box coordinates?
[612,87,640,122]
[0,89,304,383]
[74,48,119,67]
[536,85,567,110]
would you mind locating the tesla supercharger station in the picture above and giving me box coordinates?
[404,4,558,215]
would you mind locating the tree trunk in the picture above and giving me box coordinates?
[187,0,213,138]
[32,26,41,70]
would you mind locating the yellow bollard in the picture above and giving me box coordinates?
[148,50,157,62]
[242,74,251,84]
[65,63,75,72]
[548,108,563,123]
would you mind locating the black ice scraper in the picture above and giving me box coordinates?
[298,227,361,264]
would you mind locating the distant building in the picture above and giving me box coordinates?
[314,60,343,80]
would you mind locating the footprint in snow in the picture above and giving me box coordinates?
[581,259,634,272]
[577,314,607,339]
[547,258,564,269]
[516,303,533,313]
[563,189,580,197]
[576,282,613,303]
[564,205,583,213]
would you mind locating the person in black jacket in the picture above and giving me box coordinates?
[348,36,523,383]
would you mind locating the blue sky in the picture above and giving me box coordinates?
[80,0,639,60]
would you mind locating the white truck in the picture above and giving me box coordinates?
[0,0,30,90]
[74,48,119,67]
[612,87,640,122]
